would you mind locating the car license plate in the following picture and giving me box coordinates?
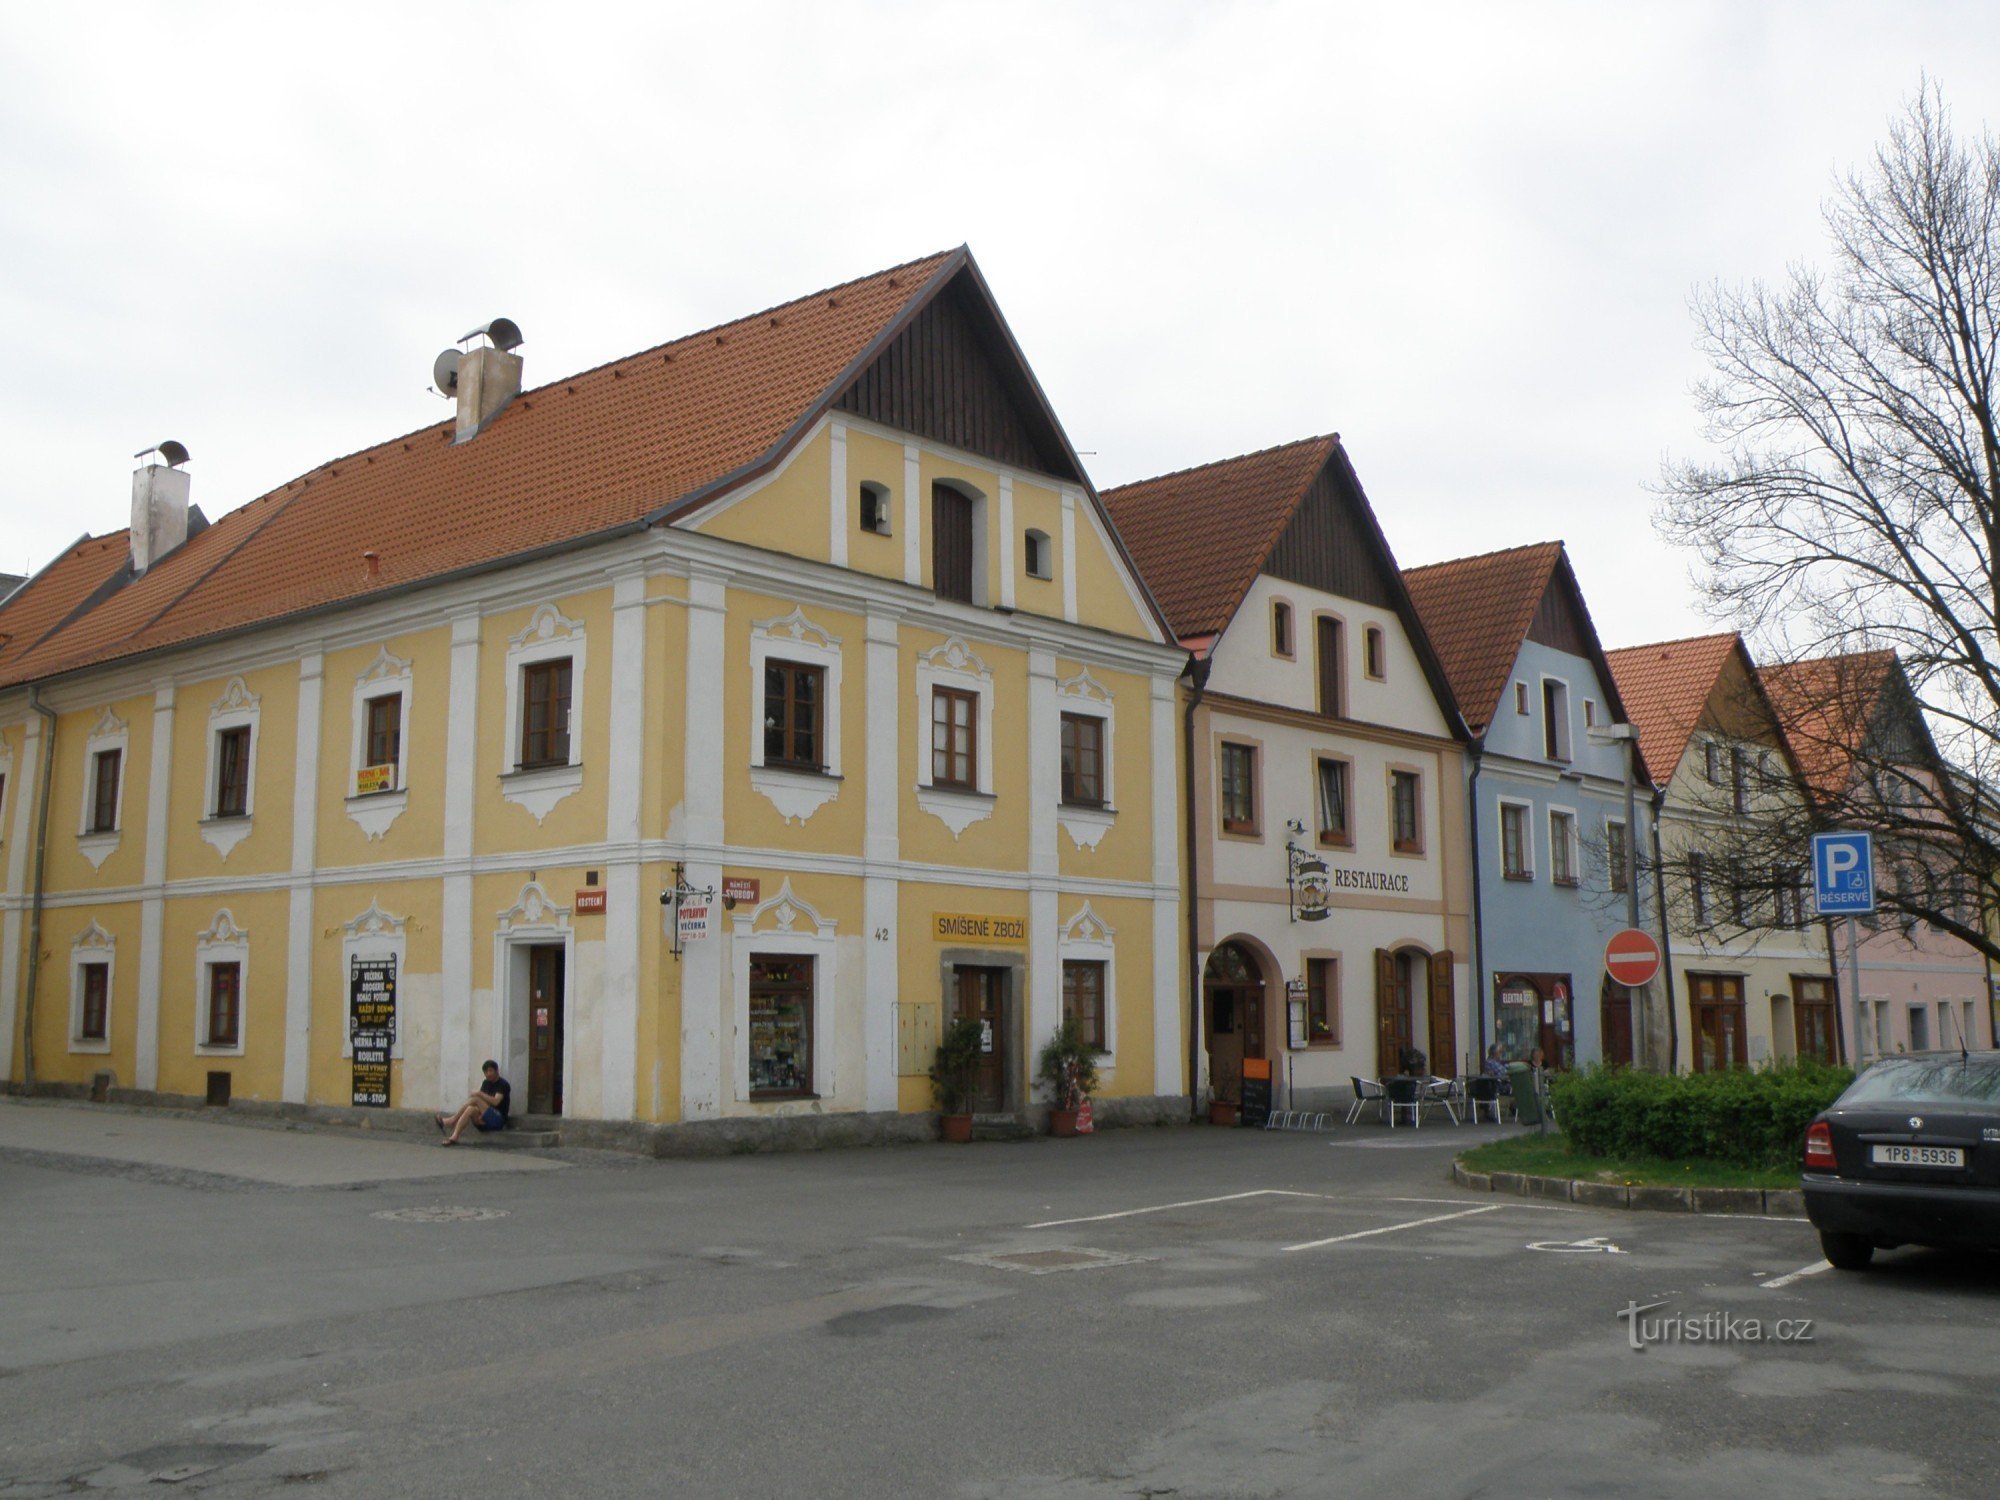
[1871,1144,1964,1168]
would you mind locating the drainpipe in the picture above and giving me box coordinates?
[1465,745,1487,1060]
[1181,651,1212,1120]
[1647,787,1679,1073]
[21,687,57,1090]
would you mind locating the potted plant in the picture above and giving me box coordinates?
[1037,1017,1101,1137]
[930,1016,985,1143]
[1207,1059,1241,1126]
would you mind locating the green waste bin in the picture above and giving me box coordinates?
[1507,1062,1542,1125]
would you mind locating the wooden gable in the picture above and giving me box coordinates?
[1525,565,1591,658]
[1264,460,1398,609]
[835,270,1081,482]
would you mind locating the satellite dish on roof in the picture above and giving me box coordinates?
[432,348,462,398]
[458,317,523,352]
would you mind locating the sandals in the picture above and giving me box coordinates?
[439,1137,457,1147]
[434,1113,449,1136]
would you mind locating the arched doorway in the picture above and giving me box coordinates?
[1204,941,1268,1106]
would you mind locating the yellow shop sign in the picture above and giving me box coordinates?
[932,911,1027,944]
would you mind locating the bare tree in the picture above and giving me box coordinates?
[1658,81,2000,962]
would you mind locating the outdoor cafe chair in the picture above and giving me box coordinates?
[1464,1075,1502,1124]
[1421,1076,1460,1126]
[1346,1076,1385,1124]
[1383,1075,1422,1128]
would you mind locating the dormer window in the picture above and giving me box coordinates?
[859,481,892,535]
[1024,528,1052,580]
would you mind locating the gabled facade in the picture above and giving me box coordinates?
[1606,634,1833,1072]
[0,249,1190,1133]
[1404,543,1659,1070]
[1761,651,1994,1059]
[1105,436,1475,1107]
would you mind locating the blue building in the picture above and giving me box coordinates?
[1404,544,1659,1070]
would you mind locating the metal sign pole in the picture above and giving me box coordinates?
[1847,914,1864,1065]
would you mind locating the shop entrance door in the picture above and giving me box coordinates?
[952,966,1008,1113]
[1600,978,1635,1067]
[527,943,566,1115]
[1793,975,1838,1064]
[1204,942,1264,1106]
[1689,972,1747,1072]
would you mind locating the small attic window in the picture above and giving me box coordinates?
[1024,529,1052,580]
[859,482,892,536]
[1272,600,1295,659]
[1514,681,1529,715]
[1363,625,1385,680]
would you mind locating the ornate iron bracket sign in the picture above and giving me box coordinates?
[1286,839,1330,922]
[660,861,716,961]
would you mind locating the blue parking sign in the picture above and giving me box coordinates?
[1811,831,1875,915]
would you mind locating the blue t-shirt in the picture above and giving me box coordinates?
[484,1075,511,1121]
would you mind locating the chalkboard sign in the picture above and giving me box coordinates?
[349,955,398,1039]
[1239,1055,1273,1127]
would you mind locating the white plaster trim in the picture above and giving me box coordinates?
[199,676,261,860]
[0,733,12,845]
[77,832,120,871]
[1059,900,1119,1069]
[77,706,128,863]
[731,878,840,1103]
[902,443,923,585]
[998,474,1016,610]
[1056,665,1117,841]
[1497,795,1536,878]
[69,920,115,1054]
[1058,803,1118,852]
[492,880,574,1114]
[194,908,249,1056]
[748,606,844,824]
[346,646,413,838]
[501,601,588,820]
[914,784,996,839]
[828,420,849,570]
[914,636,996,832]
[499,879,572,933]
[1060,489,1079,624]
[340,899,407,1060]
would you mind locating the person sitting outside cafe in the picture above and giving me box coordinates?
[437,1060,511,1146]
[1483,1042,1512,1094]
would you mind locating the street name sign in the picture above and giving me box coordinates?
[1603,928,1661,988]
[1812,831,1876,915]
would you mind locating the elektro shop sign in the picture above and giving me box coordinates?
[933,912,1027,944]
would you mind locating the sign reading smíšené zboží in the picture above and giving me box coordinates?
[932,912,1028,944]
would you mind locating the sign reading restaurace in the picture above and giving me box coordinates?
[933,912,1028,944]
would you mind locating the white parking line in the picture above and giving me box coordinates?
[1761,1259,1833,1289]
[1281,1204,1502,1252]
[1025,1189,1328,1230]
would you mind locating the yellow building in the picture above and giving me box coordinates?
[0,249,1189,1138]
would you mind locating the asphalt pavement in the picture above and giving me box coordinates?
[1,1099,1995,1498]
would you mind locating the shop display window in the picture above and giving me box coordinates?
[749,955,815,1098]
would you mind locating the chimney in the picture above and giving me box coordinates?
[437,318,524,444]
[130,441,191,575]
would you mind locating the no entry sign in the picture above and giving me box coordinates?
[1603,928,1661,988]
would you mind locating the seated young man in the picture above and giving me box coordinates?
[437,1060,511,1146]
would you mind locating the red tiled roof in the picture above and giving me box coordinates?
[1100,435,1338,642]
[1602,632,1742,782]
[1759,650,1900,802]
[0,249,965,687]
[1401,542,1564,734]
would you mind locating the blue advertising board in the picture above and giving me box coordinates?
[1811,831,1876,916]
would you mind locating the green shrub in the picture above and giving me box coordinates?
[1548,1061,1852,1168]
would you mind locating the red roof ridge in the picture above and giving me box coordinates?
[1604,629,1741,658]
[1403,538,1564,576]
[1100,432,1337,495]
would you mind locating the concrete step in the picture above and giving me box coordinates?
[971,1113,1036,1143]
[466,1128,560,1149]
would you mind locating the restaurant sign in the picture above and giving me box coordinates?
[933,912,1027,945]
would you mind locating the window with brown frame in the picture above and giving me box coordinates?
[88,749,121,834]
[206,962,241,1048]
[859,481,892,535]
[1219,742,1258,834]
[1550,810,1578,885]
[931,687,977,789]
[520,659,572,769]
[79,961,109,1042]
[1062,959,1107,1050]
[1363,625,1385,680]
[762,659,824,770]
[1306,956,1337,1044]
[1316,616,1343,717]
[1271,600,1294,658]
[364,693,402,782]
[1500,802,1532,879]
[1514,682,1529,715]
[1607,819,1630,893]
[1391,770,1422,852]
[1315,757,1351,845]
[213,726,251,818]
[748,955,814,1098]
[932,483,975,603]
[1060,712,1103,806]
[1542,679,1570,760]
[1730,747,1750,813]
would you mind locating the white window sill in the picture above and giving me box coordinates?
[915,783,995,839]
[749,764,842,826]
[200,814,254,861]
[345,787,408,842]
[1058,802,1118,851]
[68,1037,112,1055]
[196,1042,246,1058]
[76,831,120,870]
[501,762,584,824]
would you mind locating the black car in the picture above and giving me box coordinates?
[1802,1050,2000,1269]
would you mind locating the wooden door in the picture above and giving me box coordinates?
[527,944,565,1115]
[1793,976,1837,1064]
[1427,950,1455,1076]
[932,484,974,603]
[1600,979,1634,1067]
[1689,973,1746,1072]
[952,966,1007,1113]
[1242,978,1268,1065]
[1374,948,1409,1077]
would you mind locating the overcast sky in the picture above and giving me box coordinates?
[4,2,1997,651]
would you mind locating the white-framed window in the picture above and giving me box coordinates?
[347,646,414,840]
[70,920,115,1054]
[749,608,844,825]
[194,909,250,1056]
[1541,677,1571,761]
[200,676,261,860]
[1271,598,1295,659]
[501,602,587,824]
[1389,767,1424,855]
[1059,903,1118,1067]
[1583,698,1597,728]
[730,880,840,1103]
[1606,817,1630,894]
[1024,528,1053,580]
[1549,807,1579,886]
[77,705,128,870]
[1055,666,1116,850]
[1499,799,1534,879]
[859,480,893,536]
[1514,682,1529,715]
[914,636,995,837]
[1363,624,1386,681]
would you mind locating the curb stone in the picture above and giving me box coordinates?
[1455,1158,1804,1217]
